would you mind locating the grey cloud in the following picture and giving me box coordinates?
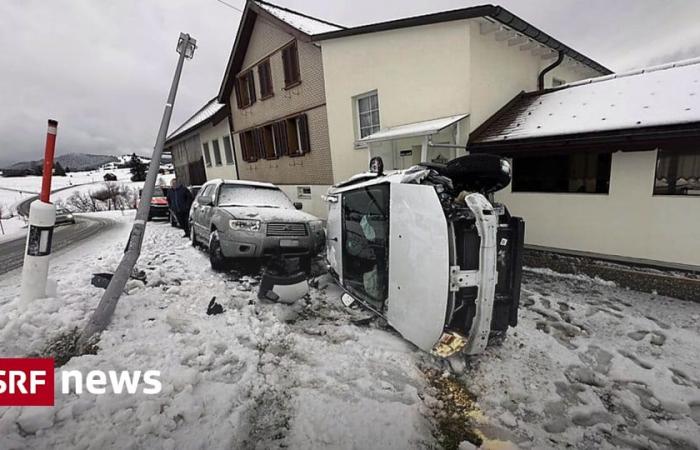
[1,0,699,166]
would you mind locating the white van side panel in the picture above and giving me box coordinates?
[386,183,450,352]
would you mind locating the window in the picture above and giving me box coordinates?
[223,136,234,165]
[240,131,257,163]
[356,91,380,139]
[218,185,294,209]
[281,41,300,88]
[552,77,566,87]
[342,185,390,308]
[235,70,256,108]
[238,114,311,163]
[654,150,700,196]
[258,59,274,99]
[297,186,312,199]
[211,139,223,166]
[202,142,212,167]
[512,152,612,193]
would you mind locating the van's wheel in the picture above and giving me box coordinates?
[190,223,198,247]
[209,230,228,271]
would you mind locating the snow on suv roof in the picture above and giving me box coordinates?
[209,179,278,189]
[472,57,700,144]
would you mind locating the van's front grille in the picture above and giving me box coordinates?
[266,222,308,237]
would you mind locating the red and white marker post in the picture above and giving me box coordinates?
[21,120,58,301]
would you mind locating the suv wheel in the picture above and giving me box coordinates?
[209,230,228,271]
[190,223,198,247]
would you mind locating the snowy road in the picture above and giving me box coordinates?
[0,212,698,449]
[0,215,115,275]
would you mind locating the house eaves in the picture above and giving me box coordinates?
[217,0,345,103]
[312,4,611,76]
[165,98,227,146]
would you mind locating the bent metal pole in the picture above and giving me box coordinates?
[79,33,196,349]
[20,119,58,301]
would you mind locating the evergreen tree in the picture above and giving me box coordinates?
[129,153,147,182]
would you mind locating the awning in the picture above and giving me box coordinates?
[359,114,468,144]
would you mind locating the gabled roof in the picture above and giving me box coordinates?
[217,0,345,103]
[359,114,468,143]
[166,98,227,144]
[469,57,700,152]
[313,4,611,76]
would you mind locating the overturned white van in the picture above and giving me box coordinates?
[324,154,524,357]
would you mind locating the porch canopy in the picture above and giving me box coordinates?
[359,114,469,169]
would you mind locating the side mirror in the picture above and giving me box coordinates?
[293,202,303,210]
[199,196,213,206]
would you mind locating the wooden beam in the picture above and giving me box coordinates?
[495,29,515,41]
[508,36,526,46]
[519,40,537,51]
[479,22,498,34]
[531,46,551,57]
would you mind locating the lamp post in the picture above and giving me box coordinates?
[79,33,196,348]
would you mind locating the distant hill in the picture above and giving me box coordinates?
[3,153,119,172]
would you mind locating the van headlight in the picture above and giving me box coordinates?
[229,219,261,231]
[309,220,324,232]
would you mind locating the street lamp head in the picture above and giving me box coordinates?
[177,33,197,59]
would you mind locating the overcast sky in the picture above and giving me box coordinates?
[1,0,699,166]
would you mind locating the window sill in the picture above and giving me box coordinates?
[260,93,274,101]
[237,102,255,110]
[354,141,368,149]
[283,80,302,90]
[288,152,307,158]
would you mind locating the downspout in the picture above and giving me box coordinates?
[537,51,564,90]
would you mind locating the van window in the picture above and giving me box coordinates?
[341,185,390,308]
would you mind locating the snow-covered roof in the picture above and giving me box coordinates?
[167,98,225,142]
[473,58,700,143]
[255,1,343,36]
[359,114,468,144]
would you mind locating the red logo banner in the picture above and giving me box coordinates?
[0,358,54,406]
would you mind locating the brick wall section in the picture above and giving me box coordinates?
[229,15,333,185]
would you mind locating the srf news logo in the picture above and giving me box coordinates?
[1,358,162,406]
[0,358,54,406]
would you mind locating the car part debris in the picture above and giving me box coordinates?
[206,297,224,315]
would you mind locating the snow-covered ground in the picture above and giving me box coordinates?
[0,212,698,449]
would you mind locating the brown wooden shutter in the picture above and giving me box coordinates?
[274,121,288,157]
[282,42,300,87]
[297,114,310,155]
[247,72,256,104]
[234,78,243,109]
[252,128,263,160]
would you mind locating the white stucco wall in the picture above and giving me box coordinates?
[321,20,472,183]
[277,184,330,219]
[495,150,700,268]
[321,19,603,184]
[200,119,237,181]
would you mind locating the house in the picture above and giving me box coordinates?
[467,58,700,269]
[217,0,343,217]
[314,4,610,183]
[164,98,236,186]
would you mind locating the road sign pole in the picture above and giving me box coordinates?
[21,120,58,301]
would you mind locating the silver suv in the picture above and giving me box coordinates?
[189,179,325,270]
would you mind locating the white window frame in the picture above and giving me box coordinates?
[354,90,380,148]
